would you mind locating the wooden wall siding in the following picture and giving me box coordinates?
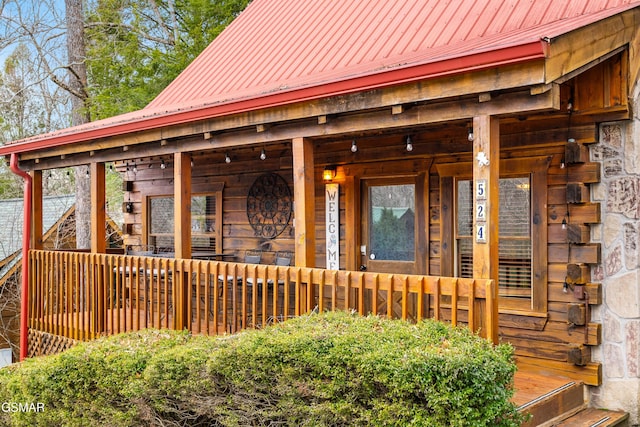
[386,132,601,384]
[121,150,298,262]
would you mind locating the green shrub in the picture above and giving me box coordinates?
[0,312,523,426]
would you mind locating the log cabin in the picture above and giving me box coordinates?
[1,0,639,424]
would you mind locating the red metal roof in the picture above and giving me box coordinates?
[147,0,639,111]
[2,0,639,155]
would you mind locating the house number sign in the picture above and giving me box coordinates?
[475,179,487,243]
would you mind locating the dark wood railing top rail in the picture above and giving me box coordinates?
[27,250,498,346]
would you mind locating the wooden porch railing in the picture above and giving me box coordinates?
[28,250,498,344]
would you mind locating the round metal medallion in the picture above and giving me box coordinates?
[246,173,292,238]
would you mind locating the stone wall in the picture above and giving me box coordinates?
[590,83,640,424]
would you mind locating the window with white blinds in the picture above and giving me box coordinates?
[149,194,219,252]
[456,177,532,298]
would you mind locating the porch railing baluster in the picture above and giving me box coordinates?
[25,250,499,355]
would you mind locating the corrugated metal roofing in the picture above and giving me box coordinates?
[1,0,639,154]
[147,0,640,110]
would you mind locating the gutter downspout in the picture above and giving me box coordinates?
[9,153,31,362]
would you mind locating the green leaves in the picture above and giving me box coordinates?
[0,313,523,426]
[85,0,251,120]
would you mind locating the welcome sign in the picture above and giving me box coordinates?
[325,183,340,270]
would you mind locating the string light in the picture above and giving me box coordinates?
[225,153,231,163]
[160,160,166,169]
[260,148,267,160]
[405,136,413,152]
[351,140,358,153]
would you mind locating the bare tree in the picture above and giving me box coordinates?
[65,0,92,249]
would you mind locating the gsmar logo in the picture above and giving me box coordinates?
[1,402,45,413]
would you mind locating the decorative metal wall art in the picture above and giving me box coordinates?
[246,173,292,238]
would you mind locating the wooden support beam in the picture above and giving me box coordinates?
[22,87,558,169]
[567,224,590,244]
[90,162,106,254]
[472,115,500,343]
[567,263,590,285]
[391,104,404,114]
[344,175,359,271]
[478,92,492,102]
[174,152,192,259]
[566,182,590,203]
[292,137,316,267]
[31,170,43,250]
[565,141,589,164]
[568,345,590,366]
[174,152,191,330]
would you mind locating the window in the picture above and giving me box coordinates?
[437,157,548,313]
[369,184,415,261]
[148,192,222,252]
[457,177,532,297]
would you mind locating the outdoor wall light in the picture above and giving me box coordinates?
[260,148,267,160]
[323,166,337,182]
[350,140,358,153]
[405,135,413,152]
[561,211,569,230]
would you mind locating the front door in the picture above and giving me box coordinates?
[361,179,416,274]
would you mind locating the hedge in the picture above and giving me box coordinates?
[0,311,523,426]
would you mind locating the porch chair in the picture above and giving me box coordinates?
[247,250,293,287]
[274,251,293,266]
[218,249,263,285]
[244,249,262,264]
[126,244,155,256]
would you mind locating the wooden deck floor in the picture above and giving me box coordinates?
[512,367,578,408]
[513,368,629,427]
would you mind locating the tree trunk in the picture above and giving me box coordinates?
[65,0,92,249]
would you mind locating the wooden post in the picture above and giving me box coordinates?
[472,115,500,343]
[292,137,316,267]
[90,162,106,254]
[344,175,359,271]
[89,163,106,333]
[292,138,315,314]
[31,170,43,250]
[174,152,192,259]
[174,152,192,330]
